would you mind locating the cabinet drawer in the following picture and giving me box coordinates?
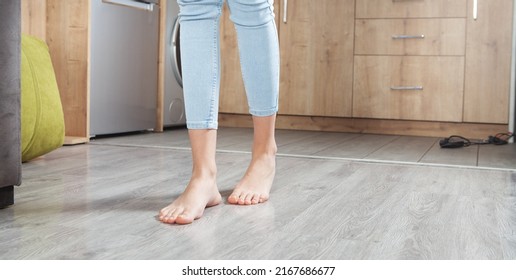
[356,0,467,18]
[355,19,466,55]
[353,56,464,122]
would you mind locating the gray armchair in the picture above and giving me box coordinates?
[0,0,22,208]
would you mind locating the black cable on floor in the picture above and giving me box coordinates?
[439,132,514,148]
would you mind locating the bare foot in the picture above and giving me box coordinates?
[159,176,222,224]
[228,154,276,205]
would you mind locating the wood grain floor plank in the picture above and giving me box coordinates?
[213,159,358,260]
[0,225,86,259]
[88,128,516,170]
[496,197,516,236]
[365,136,437,162]
[406,165,513,199]
[499,235,516,259]
[278,132,361,155]
[419,141,479,167]
[116,158,357,260]
[92,128,191,148]
[478,144,516,169]
[242,164,412,259]
[363,193,502,259]
[314,134,399,159]
[496,196,516,259]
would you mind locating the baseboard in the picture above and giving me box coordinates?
[219,113,508,139]
[0,186,14,209]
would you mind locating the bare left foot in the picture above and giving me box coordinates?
[159,175,221,224]
[228,153,276,205]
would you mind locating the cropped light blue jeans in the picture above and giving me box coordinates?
[178,0,280,129]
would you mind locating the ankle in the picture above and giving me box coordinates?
[192,165,217,179]
[252,150,277,164]
[252,143,277,157]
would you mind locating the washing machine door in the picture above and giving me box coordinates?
[164,6,186,127]
[170,16,182,87]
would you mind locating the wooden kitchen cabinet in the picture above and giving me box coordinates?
[220,0,354,117]
[278,0,355,117]
[219,4,248,115]
[464,0,514,124]
[219,2,282,114]
[353,56,465,122]
[219,0,513,138]
[355,0,466,18]
[353,0,468,122]
[354,18,466,56]
[354,0,513,125]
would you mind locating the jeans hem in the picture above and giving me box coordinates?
[249,108,278,117]
[187,121,218,130]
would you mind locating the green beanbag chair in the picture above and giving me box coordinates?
[21,34,65,162]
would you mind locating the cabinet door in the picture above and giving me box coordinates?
[219,2,280,114]
[353,56,465,122]
[279,0,354,117]
[21,0,47,41]
[356,0,467,19]
[355,18,466,56]
[464,0,513,124]
[46,0,90,138]
[219,4,248,114]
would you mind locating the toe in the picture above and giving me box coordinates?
[176,210,195,224]
[244,193,254,205]
[238,193,247,205]
[159,208,171,221]
[162,208,180,224]
[159,207,171,218]
[228,190,242,204]
[251,194,260,204]
[259,194,269,203]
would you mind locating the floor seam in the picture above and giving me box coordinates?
[418,138,439,163]
[362,135,401,159]
[88,142,516,172]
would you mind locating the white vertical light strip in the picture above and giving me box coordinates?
[283,0,288,23]
[510,0,516,141]
[473,0,478,20]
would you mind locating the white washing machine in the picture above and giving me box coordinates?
[164,0,186,127]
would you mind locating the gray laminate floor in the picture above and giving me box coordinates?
[1,127,516,259]
[92,127,516,170]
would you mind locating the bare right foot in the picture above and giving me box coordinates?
[159,176,221,225]
[228,151,276,205]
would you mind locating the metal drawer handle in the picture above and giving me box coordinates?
[102,0,154,11]
[392,35,425,40]
[391,86,424,91]
[392,0,425,2]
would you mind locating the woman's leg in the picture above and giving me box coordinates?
[228,115,277,205]
[159,0,224,224]
[159,130,221,224]
[226,0,280,205]
[177,0,224,130]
